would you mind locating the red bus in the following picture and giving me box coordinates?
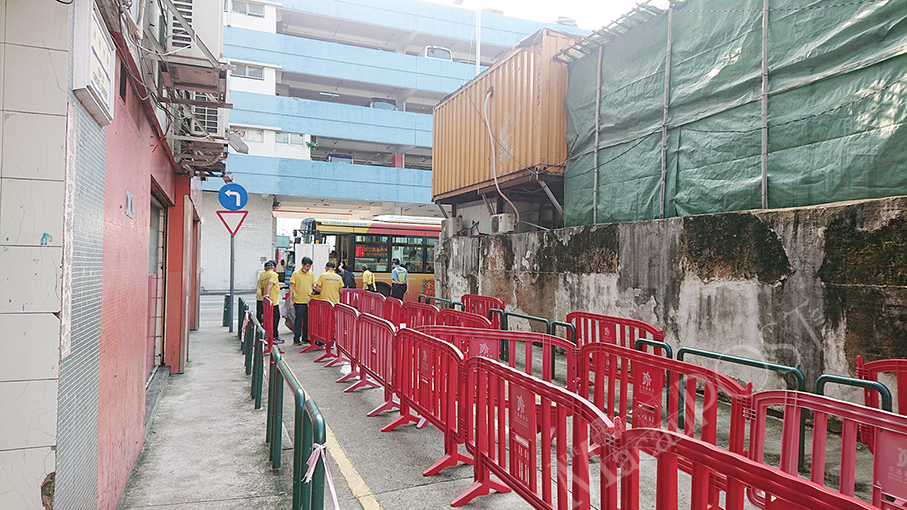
[290,218,441,301]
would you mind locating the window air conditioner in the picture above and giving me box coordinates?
[491,213,515,234]
[442,217,462,238]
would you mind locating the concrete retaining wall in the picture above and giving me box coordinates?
[437,196,907,400]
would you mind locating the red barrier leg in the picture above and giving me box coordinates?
[367,388,399,416]
[423,435,472,476]
[324,354,347,368]
[450,456,510,506]
[344,376,379,392]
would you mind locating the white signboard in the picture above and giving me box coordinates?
[74,0,115,126]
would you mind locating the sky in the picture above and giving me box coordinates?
[423,0,667,30]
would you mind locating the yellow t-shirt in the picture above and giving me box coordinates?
[315,271,344,304]
[289,269,316,304]
[258,270,280,304]
[362,269,375,288]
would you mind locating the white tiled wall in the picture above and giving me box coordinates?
[0,0,68,508]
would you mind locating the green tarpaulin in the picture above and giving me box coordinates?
[565,0,907,226]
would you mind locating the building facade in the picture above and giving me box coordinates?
[200,0,584,293]
[0,0,229,508]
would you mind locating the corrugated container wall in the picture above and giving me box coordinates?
[432,29,576,202]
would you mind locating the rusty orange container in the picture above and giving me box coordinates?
[432,28,577,203]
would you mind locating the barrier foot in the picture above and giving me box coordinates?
[381,413,419,432]
[324,356,348,368]
[450,479,510,507]
[299,344,322,354]
[336,370,359,383]
[313,351,337,363]
[344,378,379,393]
[423,451,473,476]
[416,417,428,429]
[367,399,399,417]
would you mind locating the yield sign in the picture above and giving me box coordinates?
[217,210,248,236]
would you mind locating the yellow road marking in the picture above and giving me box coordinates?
[324,425,383,510]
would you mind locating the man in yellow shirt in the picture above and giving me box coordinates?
[257,260,282,343]
[315,261,344,304]
[288,256,315,345]
[362,264,376,292]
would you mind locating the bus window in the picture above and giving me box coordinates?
[425,237,436,273]
[355,234,389,271]
[392,236,424,273]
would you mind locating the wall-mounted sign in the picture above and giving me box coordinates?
[74,0,115,126]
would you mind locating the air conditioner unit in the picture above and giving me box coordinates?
[491,213,515,234]
[442,217,462,238]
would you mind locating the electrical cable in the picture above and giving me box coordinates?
[483,88,521,227]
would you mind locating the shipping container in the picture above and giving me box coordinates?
[432,29,577,203]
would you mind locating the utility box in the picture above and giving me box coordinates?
[432,29,577,204]
[491,214,515,234]
[442,217,463,238]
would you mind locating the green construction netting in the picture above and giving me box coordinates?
[565,0,907,226]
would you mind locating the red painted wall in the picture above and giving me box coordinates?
[94,55,192,509]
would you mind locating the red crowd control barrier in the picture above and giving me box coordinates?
[301,298,337,362]
[579,339,750,504]
[357,291,385,317]
[461,294,505,329]
[748,390,907,508]
[620,427,876,510]
[419,325,580,391]
[579,341,749,441]
[329,303,359,375]
[383,296,403,327]
[355,313,399,417]
[566,311,665,352]
[382,328,472,475]
[301,298,332,356]
[437,308,493,328]
[262,296,280,354]
[402,301,439,329]
[339,288,364,308]
[453,356,616,508]
[858,356,907,414]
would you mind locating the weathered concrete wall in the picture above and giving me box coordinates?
[438,196,907,400]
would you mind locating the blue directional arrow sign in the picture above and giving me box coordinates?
[218,183,248,211]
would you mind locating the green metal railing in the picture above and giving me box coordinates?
[418,294,459,309]
[223,294,231,327]
[815,374,892,412]
[267,347,327,510]
[677,347,807,471]
[244,314,261,375]
[251,323,266,409]
[634,338,673,359]
[494,309,558,379]
[237,297,248,342]
[551,321,576,343]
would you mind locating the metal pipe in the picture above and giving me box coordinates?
[660,5,674,219]
[593,45,602,224]
[539,180,564,218]
[761,0,769,209]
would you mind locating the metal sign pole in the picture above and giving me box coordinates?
[229,234,235,332]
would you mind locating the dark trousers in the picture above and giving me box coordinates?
[391,283,407,300]
[293,303,309,343]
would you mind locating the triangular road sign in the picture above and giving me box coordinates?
[217,210,248,236]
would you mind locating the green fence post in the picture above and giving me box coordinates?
[252,326,265,409]
[237,298,246,341]
[304,399,326,510]
[269,362,284,470]
[222,294,231,327]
